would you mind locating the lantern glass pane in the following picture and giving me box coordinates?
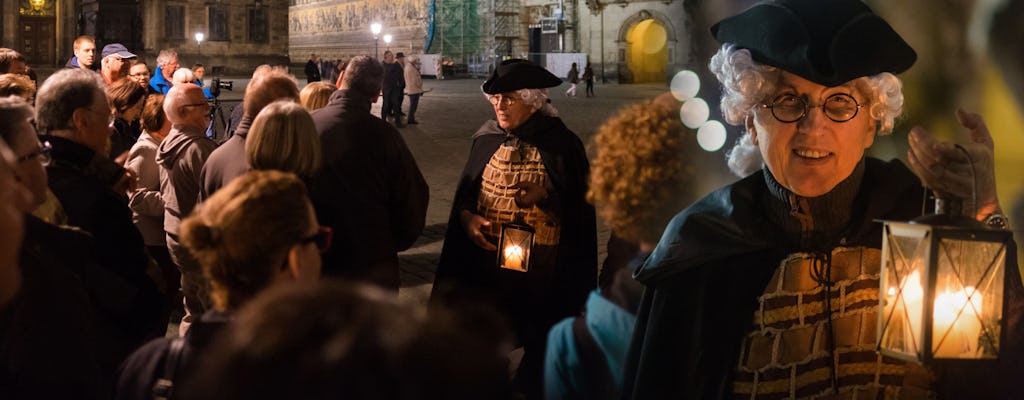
[879,225,930,358]
[931,237,1005,359]
[499,226,533,272]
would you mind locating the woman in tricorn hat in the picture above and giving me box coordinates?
[432,59,597,399]
[622,0,1024,398]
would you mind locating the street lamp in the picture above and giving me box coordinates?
[383,34,393,51]
[371,23,382,59]
[195,32,205,55]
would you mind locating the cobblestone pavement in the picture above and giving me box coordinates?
[385,78,670,306]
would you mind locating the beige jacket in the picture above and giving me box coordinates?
[404,62,424,95]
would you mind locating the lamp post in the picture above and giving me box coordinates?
[383,34,393,51]
[195,32,205,55]
[371,23,382,59]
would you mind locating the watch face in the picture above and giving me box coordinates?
[986,214,1009,230]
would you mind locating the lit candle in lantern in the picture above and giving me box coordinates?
[894,270,984,358]
[933,286,983,358]
[504,244,524,271]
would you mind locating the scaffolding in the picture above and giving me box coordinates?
[429,0,521,73]
[430,0,481,64]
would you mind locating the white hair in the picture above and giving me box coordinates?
[156,49,177,67]
[483,88,558,117]
[172,68,195,85]
[710,44,906,177]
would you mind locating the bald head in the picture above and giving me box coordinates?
[164,84,209,129]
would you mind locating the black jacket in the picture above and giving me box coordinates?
[305,60,321,82]
[432,112,597,335]
[115,311,230,400]
[622,158,1024,399]
[383,61,406,91]
[310,89,429,289]
[0,216,106,400]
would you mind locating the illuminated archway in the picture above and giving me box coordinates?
[626,19,667,83]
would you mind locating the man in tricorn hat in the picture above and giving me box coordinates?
[432,59,597,399]
[621,0,1024,398]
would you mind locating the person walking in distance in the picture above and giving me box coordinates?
[565,63,579,97]
[582,63,595,98]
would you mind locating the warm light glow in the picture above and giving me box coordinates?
[194,32,205,44]
[897,270,985,358]
[679,97,709,129]
[933,287,984,358]
[30,0,44,8]
[383,34,393,44]
[670,70,700,102]
[371,23,382,35]
[503,245,524,271]
[697,120,727,152]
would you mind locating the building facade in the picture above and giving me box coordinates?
[286,0,683,83]
[2,0,289,75]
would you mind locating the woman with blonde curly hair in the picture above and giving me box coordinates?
[624,0,1023,398]
[245,100,321,183]
[115,170,327,399]
[545,94,698,400]
[299,81,335,111]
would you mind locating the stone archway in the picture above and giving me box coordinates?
[616,9,677,83]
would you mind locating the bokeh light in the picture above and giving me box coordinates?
[679,97,709,129]
[670,70,700,101]
[697,120,727,152]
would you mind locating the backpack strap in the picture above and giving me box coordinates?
[152,337,186,400]
[571,316,617,400]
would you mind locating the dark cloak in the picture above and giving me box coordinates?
[432,112,598,335]
[621,158,1024,399]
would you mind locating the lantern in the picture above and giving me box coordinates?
[878,198,1012,363]
[497,215,534,273]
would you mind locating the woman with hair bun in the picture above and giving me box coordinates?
[115,170,327,400]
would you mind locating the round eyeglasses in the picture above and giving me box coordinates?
[488,94,518,108]
[761,93,864,123]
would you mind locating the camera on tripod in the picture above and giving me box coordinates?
[209,77,234,98]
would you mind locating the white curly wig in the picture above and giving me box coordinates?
[710,44,906,177]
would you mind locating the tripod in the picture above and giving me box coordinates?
[206,97,228,143]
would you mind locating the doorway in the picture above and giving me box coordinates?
[626,19,667,83]
[19,16,56,66]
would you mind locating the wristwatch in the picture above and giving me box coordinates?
[984,213,1010,230]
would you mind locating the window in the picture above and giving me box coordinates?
[208,5,229,41]
[165,5,184,39]
[248,6,268,43]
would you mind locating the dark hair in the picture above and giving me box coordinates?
[0,49,26,74]
[140,94,166,133]
[106,79,146,116]
[180,170,313,311]
[340,56,383,99]
[192,63,205,71]
[182,281,513,400]
[0,74,35,100]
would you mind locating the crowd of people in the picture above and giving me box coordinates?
[1,0,1022,398]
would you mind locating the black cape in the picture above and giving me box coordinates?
[622,158,1024,399]
[432,112,597,334]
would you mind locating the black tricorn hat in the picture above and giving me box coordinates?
[482,59,562,95]
[711,0,916,87]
